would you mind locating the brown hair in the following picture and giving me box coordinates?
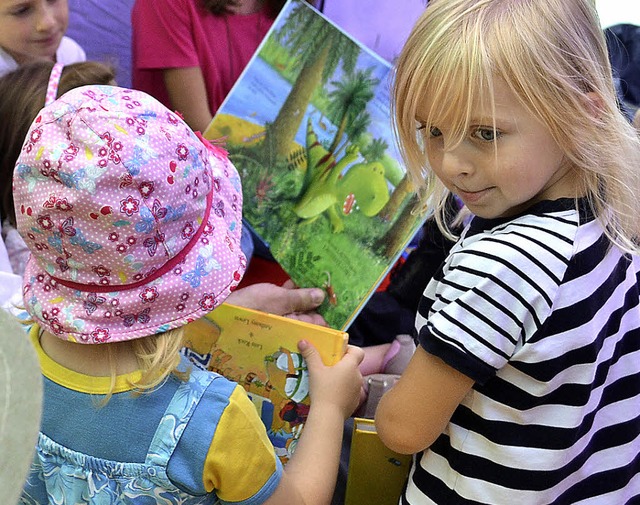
[0,61,115,226]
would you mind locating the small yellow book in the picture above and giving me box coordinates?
[344,417,412,505]
[183,302,348,465]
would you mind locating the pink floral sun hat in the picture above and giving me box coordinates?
[13,85,246,344]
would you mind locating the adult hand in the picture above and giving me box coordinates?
[226,280,327,325]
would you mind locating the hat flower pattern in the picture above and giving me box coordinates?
[14,85,246,344]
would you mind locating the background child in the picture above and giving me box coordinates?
[0,0,84,75]
[16,84,363,503]
[0,60,115,277]
[375,0,640,503]
[132,0,287,133]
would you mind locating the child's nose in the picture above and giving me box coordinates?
[441,147,473,178]
[36,5,56,32]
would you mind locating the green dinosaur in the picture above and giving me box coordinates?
[293,119,389,232]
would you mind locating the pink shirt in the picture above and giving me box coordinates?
[131,0,274,116]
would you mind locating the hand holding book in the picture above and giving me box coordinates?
[184,302,355,464]
[298,339,364,418]
[226,280,327,325]
[276,341,364,505]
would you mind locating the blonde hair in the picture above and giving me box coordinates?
[19,312,188,404]
[100,327,190,405]
[393,0,640,251]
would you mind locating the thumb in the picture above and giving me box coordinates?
[343,344,365,367]
[298,340,323,369]
[281,279,297,289]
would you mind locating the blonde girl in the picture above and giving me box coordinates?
[376,0,640,503]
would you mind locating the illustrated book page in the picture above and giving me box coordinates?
[204,0,427,329]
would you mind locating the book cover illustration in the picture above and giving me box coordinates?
[183,303,348,464]
[204,0,427,330]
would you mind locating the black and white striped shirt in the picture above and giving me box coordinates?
[409,199,640,504]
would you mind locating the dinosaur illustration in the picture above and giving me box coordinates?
[293,119,390,232]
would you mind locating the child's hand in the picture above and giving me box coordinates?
[298,340,364,419]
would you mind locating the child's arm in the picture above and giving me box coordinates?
[375,346,474,455]
[264,341,364,505]
[163,67,213,133]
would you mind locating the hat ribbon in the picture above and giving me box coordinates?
[47,172,214,293]
[45,62,64,106]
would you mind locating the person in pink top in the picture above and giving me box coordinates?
[132,0,283,133]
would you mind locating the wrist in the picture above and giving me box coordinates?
[309,399,351,422]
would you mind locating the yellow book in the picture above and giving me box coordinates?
[344,417,412,505]
[183,302,348,465]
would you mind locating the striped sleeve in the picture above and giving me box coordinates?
[417,211,578,384]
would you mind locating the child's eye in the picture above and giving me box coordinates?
[429,126,442,138]
[10,6,31,16]
[9,1,34,16]
[473,128,499,142]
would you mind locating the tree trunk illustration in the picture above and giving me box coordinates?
[328,115,348,154]
[266,44,331,159]
[378,194,424,259]
[378,175,414,222]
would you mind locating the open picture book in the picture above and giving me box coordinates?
[183,303,348,465]
[204,0,428,330]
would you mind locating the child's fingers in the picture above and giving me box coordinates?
[297,339,322,369]
[298,340,365,371]
[343,345,365,367]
